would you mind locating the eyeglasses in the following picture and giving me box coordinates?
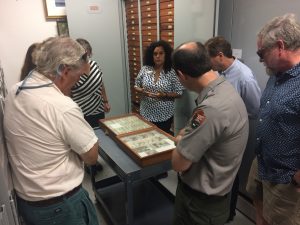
[256,46,272,61]
[256,48,266,61]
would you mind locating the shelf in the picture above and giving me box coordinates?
[94,176,174,225]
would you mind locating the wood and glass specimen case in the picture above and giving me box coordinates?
[99,113,175,167]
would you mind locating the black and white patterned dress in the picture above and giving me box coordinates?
[135,65,184,122]
[71,60,104,116]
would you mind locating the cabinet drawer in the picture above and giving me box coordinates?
[140,0,156,7]
[160,8,173,17]
[127,18,139,25]
[127,25,139,32]
[141,24,157,31]
[160,37,174,46]
[125,1,138,8]
[127,30,140,36]
[127,35,140,42]
[141,11,157,18]
[142,35,157,43]
[160,23,173,30]
[129,64,141,75]
[160,30,173,37]
[141,30,157,36]
[142,41,153,48]
[129,69,139,78]
[128,40,140,47]
[128,51,140,59]
[141,18,157,25]
[141,4,156,12]
[160,2,174,9]
[127,13,138,20]
[160,15,173,23]
[129,56,141,63]
[129,61,141,68]
[160,0,174,3]
[128,46,140,52]
[126,6,138,15]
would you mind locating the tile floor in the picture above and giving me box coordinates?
[83,157,255,225]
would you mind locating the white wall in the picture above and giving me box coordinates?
[66,0,129,116]
[173,0,217,133]
[0,0,57,88]
[218,0,300,92]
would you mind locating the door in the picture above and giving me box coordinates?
[65,0,130,116]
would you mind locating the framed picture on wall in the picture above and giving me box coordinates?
[57,20,69,36]
[44,0,66,19]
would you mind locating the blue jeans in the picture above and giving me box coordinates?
[17,187,99,225]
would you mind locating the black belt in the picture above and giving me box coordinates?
[17,184,82,207]
[178,177,228,199]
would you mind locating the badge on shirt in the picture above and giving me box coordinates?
[191,109,206,129]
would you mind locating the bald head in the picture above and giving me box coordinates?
[172,41,212,78]
[179,42,198,51]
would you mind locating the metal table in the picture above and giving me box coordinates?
[93,129,174,225]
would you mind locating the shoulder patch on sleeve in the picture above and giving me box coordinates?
[191,109,206,129]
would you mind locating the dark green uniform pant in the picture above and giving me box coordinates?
[173,179,230,225]
[17,187,99,225]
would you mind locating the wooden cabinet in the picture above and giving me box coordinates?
[125,0,174,113]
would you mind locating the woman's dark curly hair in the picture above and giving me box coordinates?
[144,40,173,73]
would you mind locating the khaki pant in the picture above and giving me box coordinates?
[246,158,300,225]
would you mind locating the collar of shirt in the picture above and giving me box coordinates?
[276,62,300,81]
[145,65,167,76]
[221,58,238,77]
[196,76,226,104]
[22,71,63,95]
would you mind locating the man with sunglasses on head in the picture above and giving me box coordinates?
[205,36,261,222]
[247,13,300,225]
[4,37,100,225]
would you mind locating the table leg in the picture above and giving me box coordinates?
[125,179,133,225]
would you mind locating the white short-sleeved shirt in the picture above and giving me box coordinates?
[135,66,184,122]
[4,71,98,201]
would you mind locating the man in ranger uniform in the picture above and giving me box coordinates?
[171,41,249,225]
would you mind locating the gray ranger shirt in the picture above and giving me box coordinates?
[177,76,249,196]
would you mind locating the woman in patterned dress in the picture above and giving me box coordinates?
[134,40,184,135]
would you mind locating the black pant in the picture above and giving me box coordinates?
[228,175,239,221]
[84,112,105,128]
[84,112,105,185]
[151,116,174,136]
